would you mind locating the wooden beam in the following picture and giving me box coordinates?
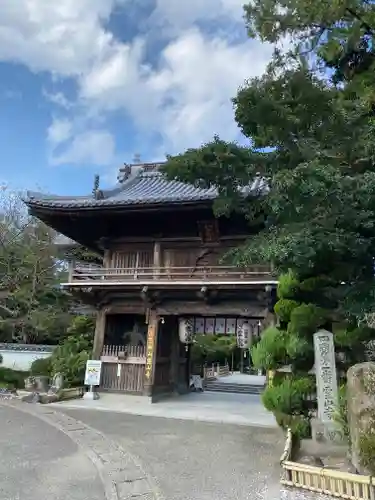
[156,301,267,317]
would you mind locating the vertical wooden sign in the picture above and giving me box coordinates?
[144,321,157,381]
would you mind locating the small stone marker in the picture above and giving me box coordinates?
[312,329,340,443]
[48,372,64,395]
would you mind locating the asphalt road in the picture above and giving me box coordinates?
[0,405,105,500]
[59,408,285,500]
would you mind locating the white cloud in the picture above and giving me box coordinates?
[149,0,247,33]
[47,118,72,145]
[43,90,73,109]
[0,0,273,166]
[50,130,116,166]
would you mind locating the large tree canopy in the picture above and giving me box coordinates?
[0,189,72,343]
[163,0,375,320]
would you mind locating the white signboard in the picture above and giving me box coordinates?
[84,360,102,386]
[313,330,338,422]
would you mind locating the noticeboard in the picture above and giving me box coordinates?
[84,360,102,386]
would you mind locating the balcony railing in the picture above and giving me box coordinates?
[65,265,276,286]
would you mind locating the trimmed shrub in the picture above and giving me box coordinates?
[251,326,288,371]
[0,367,28,389]
[30,357,52,377]
[262,376,315,439]
[277,270,300,299]
[274,299,300,323]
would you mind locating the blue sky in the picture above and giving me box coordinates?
[0,1,273,196]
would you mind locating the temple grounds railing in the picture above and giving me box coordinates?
[67,265,275,284]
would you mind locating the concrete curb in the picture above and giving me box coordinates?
[1,399,164,500]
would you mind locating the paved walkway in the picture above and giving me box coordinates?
[54,406,283,499]
[0,399,333,500]
[50,392,277,428]
[0,403,105,500]
[218,373,266,385]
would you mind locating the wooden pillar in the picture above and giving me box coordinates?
[92,308,106,359]
[144,311,159,396]
[103,249,111,268]
[67,260,74,282]
[153,241,161,278]
[170,328,180,392]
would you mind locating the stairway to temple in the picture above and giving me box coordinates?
[204,373,266,395]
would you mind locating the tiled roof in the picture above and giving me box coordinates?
[25,164,267,210]
[0,343,56,352]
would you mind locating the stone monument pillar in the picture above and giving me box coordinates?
[312,329,340,442]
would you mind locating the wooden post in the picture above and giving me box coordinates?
[144,311,159,396]
[92,309,106,359]
[169,327,180,392]
[153,241,161,278]
[67,260,74,282]
[103,249,111,268]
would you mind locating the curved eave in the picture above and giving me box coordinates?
[25,197,215,214]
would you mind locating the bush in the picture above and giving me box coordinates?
[288,303,326,337]
[332,385,349,443]
[277,270,300,299]
[0,367,28,389]
[274,299,300,323]
[30,357,52,377]
[251,326,288,370]
[359,431,375,474]
[50,316,94,387]
[262,376,315,416]
[262,376,315,440]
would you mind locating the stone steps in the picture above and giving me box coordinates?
[205,381,265,395]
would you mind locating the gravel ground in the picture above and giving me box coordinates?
[0,404,105,500]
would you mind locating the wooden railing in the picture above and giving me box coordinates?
[101,344,146,358]
[281,461,375,499]
[202,363,230,380]
[68,265,274,284]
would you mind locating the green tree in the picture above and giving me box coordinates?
[163,1,375,322]
[50,315,94,387]
[0,188,72,343]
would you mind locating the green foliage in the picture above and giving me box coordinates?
[333,385,350,443]
[288,304,326,337]
[192,334,237,364]
[30,357,52,377]
[0,188,73,344]
[262,376,315,438]
[163,0,375,320]
[50,316,94,387]
[277,271,300,300]
[0,367,28,389]
[359,431,375,475]
[274,299,300,323]
[251,326,287,370]
[262,376,315,416]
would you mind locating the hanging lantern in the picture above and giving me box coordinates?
[236,321,251,349]
[178,317,194,345]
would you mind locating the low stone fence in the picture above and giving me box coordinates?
[280,428,375,500]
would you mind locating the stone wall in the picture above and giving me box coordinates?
[0,343,55,371]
